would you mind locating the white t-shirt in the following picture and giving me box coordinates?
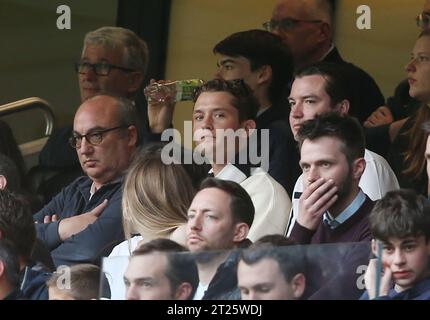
[103,236,143,300]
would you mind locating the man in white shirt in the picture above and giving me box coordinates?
[192,79,291,241]
[286,62,399,236]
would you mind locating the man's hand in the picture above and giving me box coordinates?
[146,79,176,133]
[364,258,392,299]
[58,199,108,241]
[364,106,394,128]
[43,214,58,224]
[296,178,338,231]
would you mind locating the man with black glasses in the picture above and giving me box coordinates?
[34,94,140,267]
[37,27,148,202]
[264,0,384,124]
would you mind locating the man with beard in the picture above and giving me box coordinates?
[186,178,254,300]
[289,113,374,244]
[285,63,399,236]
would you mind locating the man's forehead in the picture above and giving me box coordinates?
[194,92,236,110]
[81,43,125,62]
[274,0,316,19]
[301,136,343,155]
[291,75,327,95]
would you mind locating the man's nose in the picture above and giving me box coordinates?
[307,166,320,183]
[290,103,303,119]
[79,137,93,155]
[393,248,406,266]
[125,285,138,300]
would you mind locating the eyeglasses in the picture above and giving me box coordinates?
[262,17,322,32]
[74,61,135,76]
[69,125,129,148]
[416,12,430,29]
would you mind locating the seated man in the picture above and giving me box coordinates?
[47,264,102,300]
[0,189,51,299]
[34,94,140,267]
[0,241,21,300]
[38,26,149,202]
[191,79,291,241]
[237,243,306,300]
[187,178,254,300]
[213,29,297,194]
[266,0,384,123]
[363,189,430,300]
[289,113,374,245]
[286,63,399,236]
[124,239,198,300]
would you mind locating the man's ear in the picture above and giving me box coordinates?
[233,222,249,243]
[336,99,350,115]
[241,120,256,136]
[0,260,4,278]
[0,175,7,190]
[291,273,306,299]
[371,239,378,256]
[127,71,144,94]
[352,157,366,180]
[174,282,193,300]
[316,22,332,43]
[126,125,138,147]
[256,65,272,85]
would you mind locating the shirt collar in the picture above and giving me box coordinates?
[210,163,248,184]
[89,177,123,201]
[256,106,271,117]
[319,43,335,61]
[323,189,366,229]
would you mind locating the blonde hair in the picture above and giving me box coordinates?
[122,145,196,245]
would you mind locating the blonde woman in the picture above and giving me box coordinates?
[106,143,204,299]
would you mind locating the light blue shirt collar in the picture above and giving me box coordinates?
[323,190,366,229]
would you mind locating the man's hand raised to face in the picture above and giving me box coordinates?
[296,178,338,231]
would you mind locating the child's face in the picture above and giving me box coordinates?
[381,235,430,290]
[48,287,75,300]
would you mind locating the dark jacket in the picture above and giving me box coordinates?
[290,196,374,245]
[324,47,385,124]
[19,266,50,300]
[34,176,124,267]
[360,276,430,300]
[202,239,252,300]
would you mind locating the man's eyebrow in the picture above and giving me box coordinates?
[218,58,235,66]
[73,126,106,134]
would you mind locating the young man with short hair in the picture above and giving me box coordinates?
[363,189,430,300]
[123,238,198,300]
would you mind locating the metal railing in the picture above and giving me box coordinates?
[0,97,55,136]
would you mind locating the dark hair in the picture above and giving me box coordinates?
[198,178,254,228]
[0,189,35,261]
[370,189,430,241]
[46,264,101,300]
[240,244,306,283]
[0,153,21,192]
[193,79,259,122]
[297,113,365,164]
[213,29,293,104]
[294,62,357,117]
[132,238,199,300]
[254,234,298,247]
[0,120,27,186]
[0,240,20,288]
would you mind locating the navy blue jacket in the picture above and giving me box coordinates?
[34,176,124,267]
[360,277,430,300]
